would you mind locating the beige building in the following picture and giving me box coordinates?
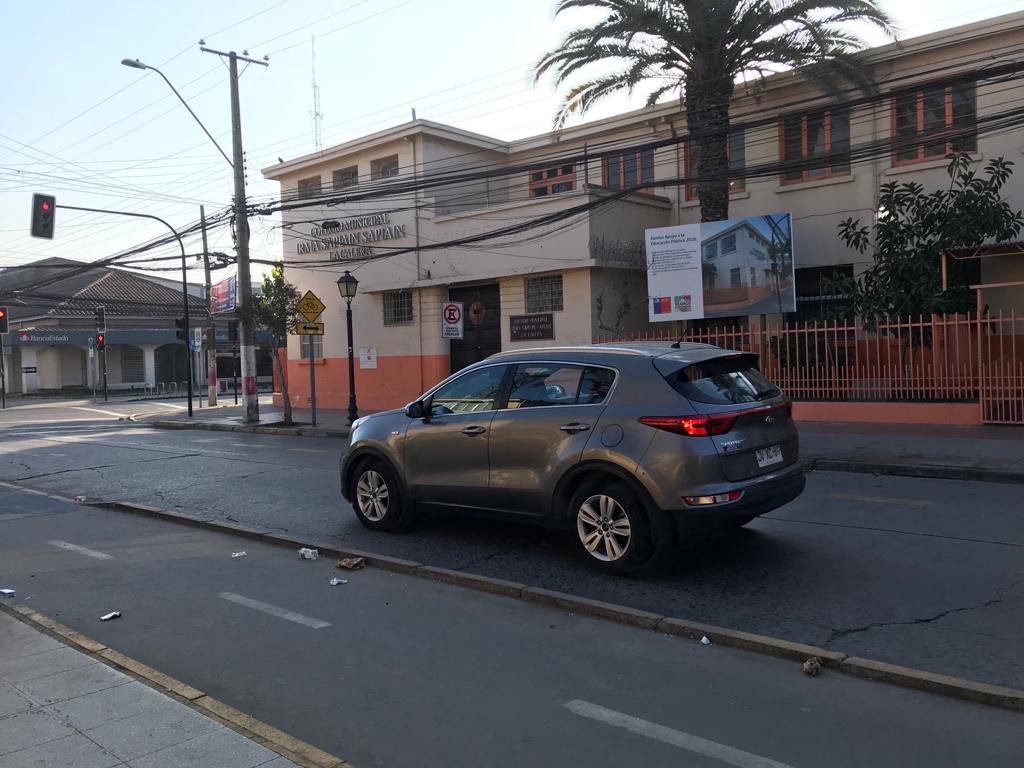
[263,11,1024,413]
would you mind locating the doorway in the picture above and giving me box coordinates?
[449,283,501,372]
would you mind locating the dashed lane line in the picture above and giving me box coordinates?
[563,699,796,768]
[46,540,115,561]
[217,592,331,629]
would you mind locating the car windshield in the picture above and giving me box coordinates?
[662,354,780,405]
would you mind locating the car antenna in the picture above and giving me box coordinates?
[671,336,684,349]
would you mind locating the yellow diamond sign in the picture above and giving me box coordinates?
[297,291,326,323]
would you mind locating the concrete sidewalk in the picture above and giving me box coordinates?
[141,402,1024,483]
[799,422,1024,482]
[0,610,298,768]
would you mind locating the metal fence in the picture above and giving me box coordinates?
[598,311,1024,424]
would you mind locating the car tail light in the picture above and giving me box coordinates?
[683,491,744,506]
[638,413,738,436]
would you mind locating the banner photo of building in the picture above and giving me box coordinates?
[646,213,795,321]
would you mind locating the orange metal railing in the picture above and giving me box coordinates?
[597,312,1024,423]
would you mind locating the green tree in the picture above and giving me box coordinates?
[250,265,301,426]
[534,0,894,221]
[833,154,1024,325]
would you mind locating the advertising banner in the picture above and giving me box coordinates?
[211,275,237,314]
[646,213,795,321]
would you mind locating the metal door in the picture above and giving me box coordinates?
[449,284,501,373]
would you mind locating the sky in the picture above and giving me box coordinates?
[1,0,1021,285]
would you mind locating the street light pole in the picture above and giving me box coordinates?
[337,271,359,424]
[201,46,268,424]
[58,203,194,416]
[123,50,266,422]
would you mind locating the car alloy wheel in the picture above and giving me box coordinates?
[356,469,390,522]
[576,494,632,562]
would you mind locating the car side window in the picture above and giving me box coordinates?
[506,364,583,409]
[577,367,616,404]
[429,366,507,415]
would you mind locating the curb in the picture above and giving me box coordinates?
[142,419,1021,484]
[0,602,351,768]
[805,457,1024,485]
[79,496,1024,714]
[149,419,349,439]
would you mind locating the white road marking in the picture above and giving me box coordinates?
[72,406,127,418]
[563,700,796,768]
[287,448,322,453]
[217,592,331,629]
[148,402,187,410]
[46,540,114,561]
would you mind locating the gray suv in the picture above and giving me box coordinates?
[341,343,805,575]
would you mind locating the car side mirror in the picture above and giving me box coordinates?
[405,400,426,419]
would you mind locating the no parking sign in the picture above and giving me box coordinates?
[441,301,464,339]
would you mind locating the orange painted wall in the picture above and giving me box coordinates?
[793,401,980,425]
[280,354,450,412]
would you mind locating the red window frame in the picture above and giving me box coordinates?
[779,109,850,185]
[685,131,746,201]
[529,164,575,197]
[603,148,655,189]
[891,82,977,167]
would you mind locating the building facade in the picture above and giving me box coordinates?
[263,12,1024,413]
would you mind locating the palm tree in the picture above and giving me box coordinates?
[535,1,895,222]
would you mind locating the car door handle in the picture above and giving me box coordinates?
[559,423,590,433]
[461,426,487,435]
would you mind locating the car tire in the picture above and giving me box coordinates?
[350,458,414,532]
[568,478,674,576]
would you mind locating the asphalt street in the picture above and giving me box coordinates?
[0,400,1022,691]
[1,491,1021,768]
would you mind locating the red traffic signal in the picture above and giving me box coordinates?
[31,193,56,239]
[0,306,8,335]
[96,333,106,350]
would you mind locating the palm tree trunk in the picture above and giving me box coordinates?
[269,345,293,426]
[686,78,733,223]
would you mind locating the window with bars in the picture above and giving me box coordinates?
[793,264,854,321]
[686,130,745,200]
[382,290,414,325]
[603,148,655,189]
[528,164,575,197]
[780,109,850,184]
[297,175,322,199]
[730,268,742,288]
[371,155,399,180]
[299,335,323,360]
[525,275,564,313]
[892,82,976,166]
[332,166,358,190]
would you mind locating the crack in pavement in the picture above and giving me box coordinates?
[824,578,1024,645]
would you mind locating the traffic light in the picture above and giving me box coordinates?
[0,306,8,334]
[30,194,56,239]
[96,333,106,350]
[95,306,106,332]
[175,318,185,341]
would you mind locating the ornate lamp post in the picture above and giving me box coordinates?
[336,271,359,423]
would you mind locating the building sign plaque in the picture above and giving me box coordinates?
[509,313,554,341]
[298,212,408,262]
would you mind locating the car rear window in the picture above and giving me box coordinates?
[661,354,780,405]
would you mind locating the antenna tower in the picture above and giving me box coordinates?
[310,35,323,151]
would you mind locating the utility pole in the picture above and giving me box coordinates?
[201,45,268,423]
[200,206,218,406]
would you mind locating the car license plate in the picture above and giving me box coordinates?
[755,445,783,468]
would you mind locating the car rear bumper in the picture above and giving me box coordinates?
[672,465,806,537]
